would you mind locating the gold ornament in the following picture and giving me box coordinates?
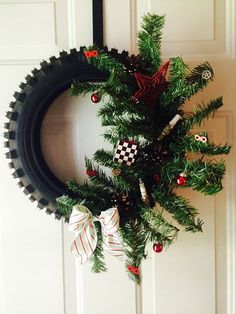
[112,168,121,176]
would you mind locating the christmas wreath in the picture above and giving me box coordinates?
[5,14,230,283]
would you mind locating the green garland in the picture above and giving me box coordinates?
[56,13,230,283]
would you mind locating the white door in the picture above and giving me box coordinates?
[0,1,235,314]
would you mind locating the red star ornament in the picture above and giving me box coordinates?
[133,61,170,108]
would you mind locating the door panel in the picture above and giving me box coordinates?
[147,0,227,57]
[0,1,235,314]
[134,1,235,313]
[142,115,230,314]
[0,1,74,314]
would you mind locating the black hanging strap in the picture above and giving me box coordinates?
[92,0,104,47]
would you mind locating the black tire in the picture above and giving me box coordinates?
[4,47,127,219]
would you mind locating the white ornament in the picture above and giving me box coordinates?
[113,140,138,166]
[139,179,148,203]
[194,134,208,143]
[202,70,212,80]
[169,114,182,127]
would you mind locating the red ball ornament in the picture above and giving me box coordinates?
[153,243,163,253]
[177,175,187,186]
[91,92,101,103]
[153,174,161,184]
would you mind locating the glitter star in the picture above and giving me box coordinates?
[133,61,170,108]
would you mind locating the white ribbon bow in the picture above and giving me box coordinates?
[69,204,124,264]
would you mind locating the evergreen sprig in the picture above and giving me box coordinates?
[121,220,148,284]
[141,207,179,245]
[152,185,203,232]
[85,157,116,192]
[170,135,231,156]
[182,97,223,132]
[161,61,214,110]
[185,160,226,195]
[138,13,165,72]
[71,82,97,96]
[56,195,78,217]
[93,148,116,168]
[90,222,107,273]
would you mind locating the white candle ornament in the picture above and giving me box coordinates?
[157,114,182,141]
[139,178,149,203]
[169,114,182,127]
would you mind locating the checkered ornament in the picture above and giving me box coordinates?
[113,140,138,166]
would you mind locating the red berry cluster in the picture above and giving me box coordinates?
[128,265,140,275]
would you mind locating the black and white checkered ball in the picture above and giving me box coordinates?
[113,140,138,166]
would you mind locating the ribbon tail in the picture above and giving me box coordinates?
[71,222,97,264]
[103,233,124,261]
[98,207,124,261]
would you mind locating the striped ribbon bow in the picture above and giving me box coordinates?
[69,204,124,264]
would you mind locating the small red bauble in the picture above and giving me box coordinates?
[91,92,101,103]
[86,169,97,176]
[176,175,187,186]
[153,174,161,184]
[153,243,163,253]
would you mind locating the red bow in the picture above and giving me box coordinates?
[128,265,140,275]
[84,50,98,58]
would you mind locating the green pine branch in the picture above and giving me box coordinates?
[98,99,128,122]
[56,195,78,217]
[71,81,97,96]
[85,47,128,90]
[152,185,203,232]
[93,148,115,167]
[184,160,226,195]
[66,180,110,215]
[87,156,137,194]
[169,56,189,81]
[187,62,214,84]
[85,157,116,191]
[90,222,107,273]
[140,207,179,245]
[170,135,231,156]
[161,61,214,110]
[121,219,148,284]
[102,115,152,138]
[71,80,128,101]
[181,97,223,133]
[138,13,165,73]
[158,157,226,195]
[103,130,120,145]
[86,47,124,72]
